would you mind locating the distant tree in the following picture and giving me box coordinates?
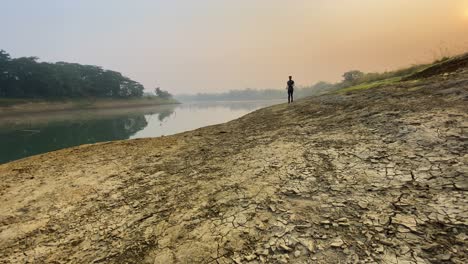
[96,70,122,97]
[155,87,172,99]
[299,81,337,97]
[342,70,364,83]
[0,50,9,61]
[0,50,146,99]
[0,50,11,96]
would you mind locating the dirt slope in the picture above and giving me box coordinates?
[0,69,467,263]
[405,53,468,81]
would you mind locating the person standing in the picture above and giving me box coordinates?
[287,76,295,103]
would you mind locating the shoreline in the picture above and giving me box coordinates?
[0,103,179,130]
[0,97,179,117]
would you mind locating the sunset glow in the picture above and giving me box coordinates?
[1,0,467,93]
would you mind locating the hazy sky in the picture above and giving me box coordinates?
[1,0,467,93]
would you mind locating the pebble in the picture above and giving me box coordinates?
[330,237,344,248]
[436,253,452,261]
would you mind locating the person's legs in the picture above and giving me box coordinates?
[291,91,294,102]
[288,91,292,103]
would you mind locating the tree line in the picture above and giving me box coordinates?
[175,82,338,102]
[175,63,429,102]
[0,50,145,98]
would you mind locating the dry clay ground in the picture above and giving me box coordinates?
[0,69,467,263]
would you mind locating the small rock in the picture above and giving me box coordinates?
[436,253,451,261]
[244,254,257,261]
[332,203,345,207]
[298,238,315,252]
[393,214,417,231]
[232,257,243,264]
[279,244,292,252]
[294,250,301,257]
[277,254,289,264]
[330,237,344,248]
[375,245,384,254]
[269,205,276,212]
[358,201,368,209]
[256,249,269,256]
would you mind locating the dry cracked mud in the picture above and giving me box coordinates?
[1,69,467,263]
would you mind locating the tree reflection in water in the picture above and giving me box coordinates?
[0,105,176,164]
[0,101,281,164]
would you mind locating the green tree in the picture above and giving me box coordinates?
[342,70,364,83]
[155,87,172,99]
[0,50,11,96]
[0,50,147,99]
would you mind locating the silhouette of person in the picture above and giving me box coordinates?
[287,76,295,103]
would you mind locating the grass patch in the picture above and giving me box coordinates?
[338,77,402,93]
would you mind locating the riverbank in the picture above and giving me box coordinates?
[0,97,179,116]
[0,67,467,263]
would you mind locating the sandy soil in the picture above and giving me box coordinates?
[0,69,467,263]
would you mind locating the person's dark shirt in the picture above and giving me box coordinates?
[287,80,295,90]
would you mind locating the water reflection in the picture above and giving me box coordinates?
[0,116,148,163]
[0,105,176,164]
[0,100,281,164]
[129,101,281,139]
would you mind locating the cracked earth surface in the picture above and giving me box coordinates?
[0,70,467,263]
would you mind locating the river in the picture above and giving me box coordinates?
[0,100,282,164]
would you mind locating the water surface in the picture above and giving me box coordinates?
[0,101,281,164]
